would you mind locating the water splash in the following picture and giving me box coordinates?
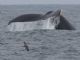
[8,18,55,31]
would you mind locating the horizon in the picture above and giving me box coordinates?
[0,0,80,5]
[0,4,80,5]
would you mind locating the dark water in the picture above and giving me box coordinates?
[0,5,80,60]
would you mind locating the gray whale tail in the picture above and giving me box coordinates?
[8,9,75,31]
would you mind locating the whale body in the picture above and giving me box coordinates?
[8,9,75,31]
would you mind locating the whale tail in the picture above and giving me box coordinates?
[8,9,75,31]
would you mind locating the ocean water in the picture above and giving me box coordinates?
[0,5,80,60]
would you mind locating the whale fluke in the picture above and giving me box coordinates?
[44,9,61,18]
[8,9,75,31]
[8,14,43,25]
[45,11,53,15]
[56,15,75,30]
